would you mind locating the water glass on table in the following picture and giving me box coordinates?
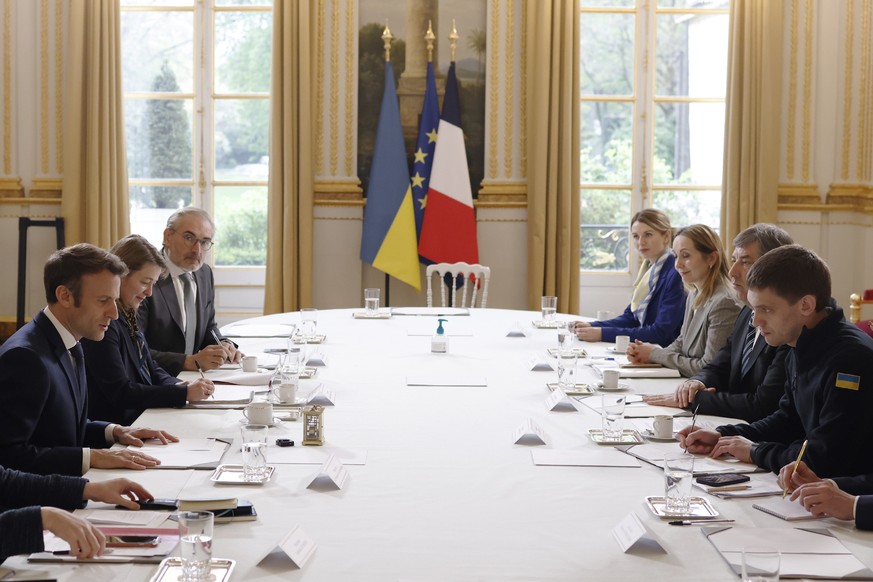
[601,394,626,439]
[541,296,557,322]
[300,308,318,340]
[664,453,695,515]
[741,547,780,582]
[240,424,268,481]
[556,352,578,391]
[177,510,213,581]
[364,288,380,316]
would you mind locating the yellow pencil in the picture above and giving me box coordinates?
[783,439,809,498]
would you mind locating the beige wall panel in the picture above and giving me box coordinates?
[313,204,365,309]
[476,207,526,309]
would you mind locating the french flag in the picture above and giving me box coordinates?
[418,62,479,265]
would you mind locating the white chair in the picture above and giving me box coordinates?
[425,262,491,308]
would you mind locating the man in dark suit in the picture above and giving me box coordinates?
[644,224,793,422]
[0,244,177,476]
[138,207,241,376]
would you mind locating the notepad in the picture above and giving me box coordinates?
[752,498,824,521]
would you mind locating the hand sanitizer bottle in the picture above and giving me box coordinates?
[431,318,448,353]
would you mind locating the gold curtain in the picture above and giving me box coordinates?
[264,0,315,313]
[62,0,129,247]
[525,0,581,314]
[721,0,784,243]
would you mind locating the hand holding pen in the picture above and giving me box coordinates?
[194,360,214,399]
[211,329,243,365]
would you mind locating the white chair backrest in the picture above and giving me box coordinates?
[425,262,491,308]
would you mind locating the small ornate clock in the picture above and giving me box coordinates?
[302,405,324,446]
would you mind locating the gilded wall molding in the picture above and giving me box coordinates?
[502,0,513,178]
[0,176,22,197]
[344,0,354,176]
[801,0,813,182]
[858,0,871,181]
[329,0,340,176]
[3,0,12,176]
[841,0,854,181]
[315,0,325,175]
[40,0,48,174]
[478,180,526,207]
[519,2,526,178]
[777,183,873,215]
[314,178,363,206]
[30,178,61,198]
[54,0,62,174]
[786,0,798,180]
[487,0,498,180]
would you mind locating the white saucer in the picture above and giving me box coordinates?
[606,346,626,354]
[267,395,308,406]
[642,429,678,442]
[596,381,630,391]
[239,417,283,428]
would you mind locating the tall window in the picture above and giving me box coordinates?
[121,0,272,267]
[579,0,728,272]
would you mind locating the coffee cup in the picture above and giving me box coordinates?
[241,355,258,372]
[615,335,631,352]
[653,415,674,439]
[274,380,298,404]
[602,368,621,390]
[243,401,273,425]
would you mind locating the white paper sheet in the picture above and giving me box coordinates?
[531,449,640,468]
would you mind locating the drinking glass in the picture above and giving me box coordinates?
[300,308,317,340]
[240,424,268,481]
[541,296,557,322]
[177,511,213,580]
[741,547,780,582]
[364,288,380,316]
[601,394,626,440]
[556,353,578,391]
[664,453,695,515]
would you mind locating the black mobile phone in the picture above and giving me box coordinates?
[695,473,751,487]
[106,535,160,548]
[115,497,178,511]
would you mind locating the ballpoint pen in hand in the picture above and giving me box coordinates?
[783,439,809,498]
[210,329,233,365]
[195,360,213,399]
[685,403,700,454]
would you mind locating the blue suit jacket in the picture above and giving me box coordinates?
[138,265,223,376]
[0,310,110,476]
[592,254,687,345]
[83,317,186,426]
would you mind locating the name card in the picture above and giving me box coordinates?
[506,322,527,337]
[306,454,349,490]
[611,513,666,554]
[306,352,327,367]
[528,355,555,371]
[512,418,548,445]
[306,385,336,406]
[257,525,317,569]
[544,388,578,411]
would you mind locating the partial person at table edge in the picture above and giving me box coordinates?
[625,224,741,377]
[643,223,792,421]
[83,234,215,426]
[574,208,686,345]
[0,464,154,562]
[0,244,177,477]
[780,460,873,530]
[138,207,242,376]
[678,245,873,478]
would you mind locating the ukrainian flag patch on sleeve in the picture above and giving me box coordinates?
[835,373,861,391]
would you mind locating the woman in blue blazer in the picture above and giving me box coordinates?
[576,209,686,346]
[82,235,214,425]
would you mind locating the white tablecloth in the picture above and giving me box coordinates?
[8,308,873,581]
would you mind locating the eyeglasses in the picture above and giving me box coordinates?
[173,230,215,250]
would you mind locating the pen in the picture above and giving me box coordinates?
[685,403,700,454]
[668,519,735,526]
[210,329,233,366]
[783,438,809,498]
[194,360,213,399]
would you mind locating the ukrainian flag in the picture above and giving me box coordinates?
[835,373,861,391]
[360,61,421,291]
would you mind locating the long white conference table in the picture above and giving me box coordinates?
[6,307,873,581]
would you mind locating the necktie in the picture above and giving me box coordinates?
[136,331,153,384]
[740,320,757,377]
[69,343,86,392]
[181,272,197,355]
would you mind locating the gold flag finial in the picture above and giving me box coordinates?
[425,20,436,62]
[449,19,459,62]
[382,21,393,62]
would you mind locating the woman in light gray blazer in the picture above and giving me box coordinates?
[627,224,740,377]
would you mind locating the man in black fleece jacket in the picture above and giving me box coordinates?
[678,245,873,477]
